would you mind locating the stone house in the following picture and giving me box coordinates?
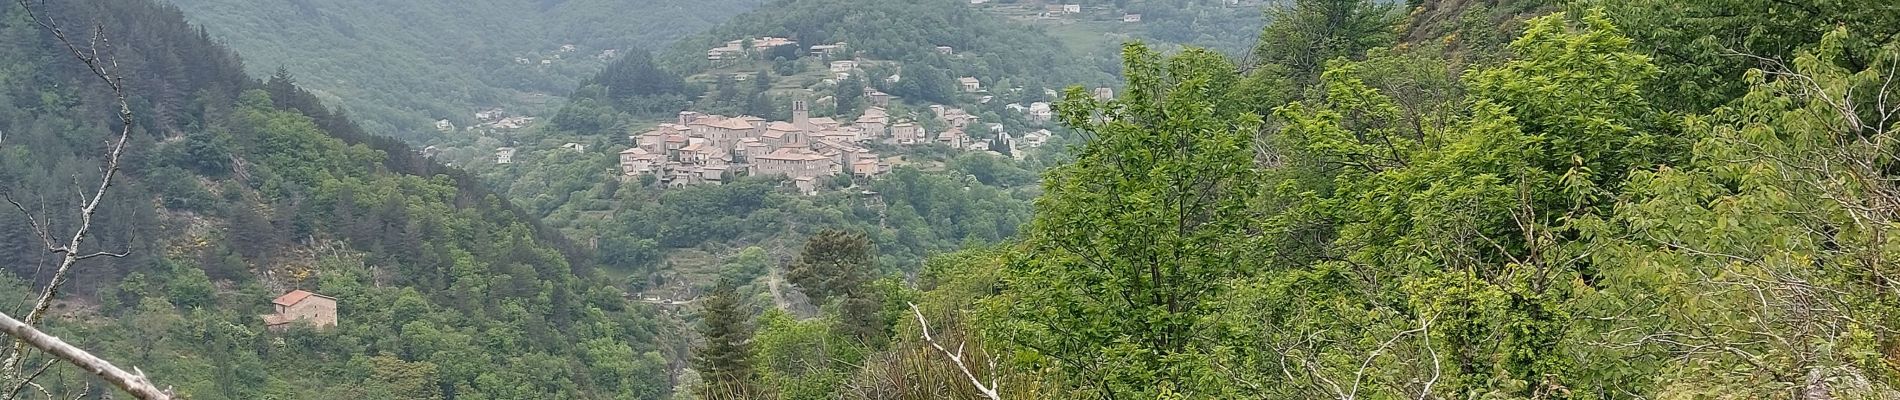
[1028,102,1054,124]
[1024,129,1053,148]
[494,147,516,164]
[263,290,337,332]
[937,128,967,148]
[810,42,847,56]
[958,77,982,92]
[852,158,884,178]
[855,114,889,138]
[753,147,833,180]
[938,108,979,129]
[619,147,664,176]
[892,121,926,144]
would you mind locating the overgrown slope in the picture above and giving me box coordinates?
[0,1,680,398]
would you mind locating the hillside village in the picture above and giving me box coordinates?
[621,97,1052,195]
[433,20,1102,197]
[594,34,1087,195]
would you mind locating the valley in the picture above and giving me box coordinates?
[2,0,1898,398]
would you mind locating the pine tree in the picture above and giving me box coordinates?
[693,278,756,399]
[785,229,873,303]
[786,229,887,342]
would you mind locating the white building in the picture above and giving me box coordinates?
[1028,102,1054,124]
[495,147,517,164]
[958,77,982,92]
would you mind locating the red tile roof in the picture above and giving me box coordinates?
[273,290,316,306]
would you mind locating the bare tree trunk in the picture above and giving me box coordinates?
[0,1,171,398]
[908,302,1000,400]
[0,312,169,399]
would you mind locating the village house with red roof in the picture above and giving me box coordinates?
[262,290,337,332]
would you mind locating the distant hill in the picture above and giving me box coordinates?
[0,0,680,397]
[163,0,766,139]
[657,0,1116,94]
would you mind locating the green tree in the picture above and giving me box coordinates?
[166,259,216,310]
[1241,11,1676,397]
[1585,0,1900,112]
[365,355,444,400]
[694,278,757,399]
[1253,0,1399,84]
[1581,28,1900,397]
[989,43,1264,397]
[787,230,887,342]
[786,230,875,303]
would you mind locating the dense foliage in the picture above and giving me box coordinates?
[677,0,1900,399]
[13,0,1900,398]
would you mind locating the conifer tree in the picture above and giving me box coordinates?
[786,230,886,342]
[786,230,874,303]
[693,278,756,399]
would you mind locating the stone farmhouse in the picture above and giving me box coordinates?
[262,290,337,332]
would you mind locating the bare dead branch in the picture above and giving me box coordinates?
[908,302,1000,400]
[1347,315,1433,400]
[1,1,163,399]
[4,359,55,400]
[0,311,168,399]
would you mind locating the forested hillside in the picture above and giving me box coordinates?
[459,0,1104,304]
[9,0,1900,398]
[0,0,679,398]
[659,0,1116,93]
[162,0,766,139]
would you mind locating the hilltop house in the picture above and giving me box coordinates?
[958,77,982,92]
[495,147,517,164]
[475,109,504,122]
[862,87,892,107]
[262,290,337,332]
[937,128,967,148]
[937,108,979,129]
[1028,102,1054,124]
[810,42,847,56]
[620,147,663,176]
[830,60,859,72]
[1024,129,1053,148]
[892,121,926,144]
